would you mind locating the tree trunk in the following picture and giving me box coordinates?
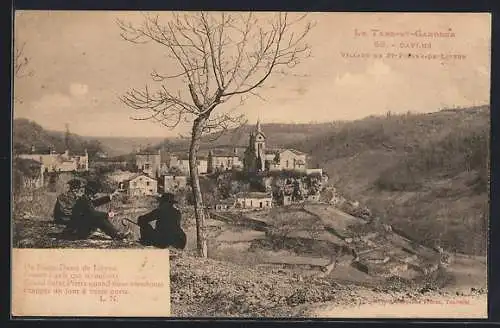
[189,116,208,257]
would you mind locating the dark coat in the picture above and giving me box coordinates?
[53,191,78,224]
[137,203,186,249]
[69,195,112,228]
[138,203,182,233]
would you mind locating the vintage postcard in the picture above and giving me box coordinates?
[12,11,490,318]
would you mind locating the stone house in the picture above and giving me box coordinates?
[306,168,323,176]
[265,149,307,172]
[306,194,321,202]
[135,150,161,178]
[169,155,208,175]
[235,192,273,209]
[207,149,242,173]
[19,149,89,173]
[125,174,158,197]
[164,175,188,192]
[214,198,236,211]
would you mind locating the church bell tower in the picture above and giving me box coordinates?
[253,120,266,171]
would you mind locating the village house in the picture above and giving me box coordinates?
[95,151,108,159]
[168,155,208,175]
[276,193,293,206]
[164,175,188,192]
[177,158,190,175]
[306,194,321,202]
[243,121,308,174]
[168,155,180,170]
[306,168,323,176]
[265,149,307,172]
[19,148,89,173]
[235,192,273,209]
[158,162,170,176]
[207,149,243,173]
[125,173,158,197]
[214,198,236,211]
[135,149,161,178]
[108,170,138,186]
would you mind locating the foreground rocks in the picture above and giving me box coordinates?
[13,218,487,318]
[170,252,487,317]
[170,253,360,317]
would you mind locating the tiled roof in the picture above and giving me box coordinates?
[235,192,272,199]
[211,151,238,157]
[264,148,306,156]
[126,173,157,182]
[289,149,306,155]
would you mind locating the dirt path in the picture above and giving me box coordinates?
[307,294,487,318]
[304,254,488,319]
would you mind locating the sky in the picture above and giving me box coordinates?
[13,11,491,138]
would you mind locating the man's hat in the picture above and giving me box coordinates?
[158,192,177,204]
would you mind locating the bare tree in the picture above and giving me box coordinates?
[117,12,314,257]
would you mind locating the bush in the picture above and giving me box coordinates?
[13,187,57,221]
[375,125,489,193]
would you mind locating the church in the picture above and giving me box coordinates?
[243,121,308,174]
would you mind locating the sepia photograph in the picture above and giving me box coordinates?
[12,11,489,318]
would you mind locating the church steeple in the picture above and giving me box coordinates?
[245,119,266,174]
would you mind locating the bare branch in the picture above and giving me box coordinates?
[118,12,313,130]
[117,11,313,258]
[14,41,33,78]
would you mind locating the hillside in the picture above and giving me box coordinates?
[13,118,167,158]
[13,118,102,156]
[290,106,490,255]
[81,136,167,157]
[149,122,342,154]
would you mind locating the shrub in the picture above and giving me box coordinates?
[13,187,57,221]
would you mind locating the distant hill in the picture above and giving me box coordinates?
[13,118,103,156]
[81,136,167,157]
[148,122,343,155]
[288,106,490,255]
[13,118,167,158]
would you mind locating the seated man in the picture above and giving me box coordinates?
[137,192,187,249]
[67,181,129,240]
[53,178,83,225]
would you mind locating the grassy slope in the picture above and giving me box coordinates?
[290,106,490,255]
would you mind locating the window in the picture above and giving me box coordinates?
[146,181,150,186]
[286,160,289,168]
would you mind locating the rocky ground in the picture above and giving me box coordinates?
[169,251,486,317]
[13,202,487,318]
